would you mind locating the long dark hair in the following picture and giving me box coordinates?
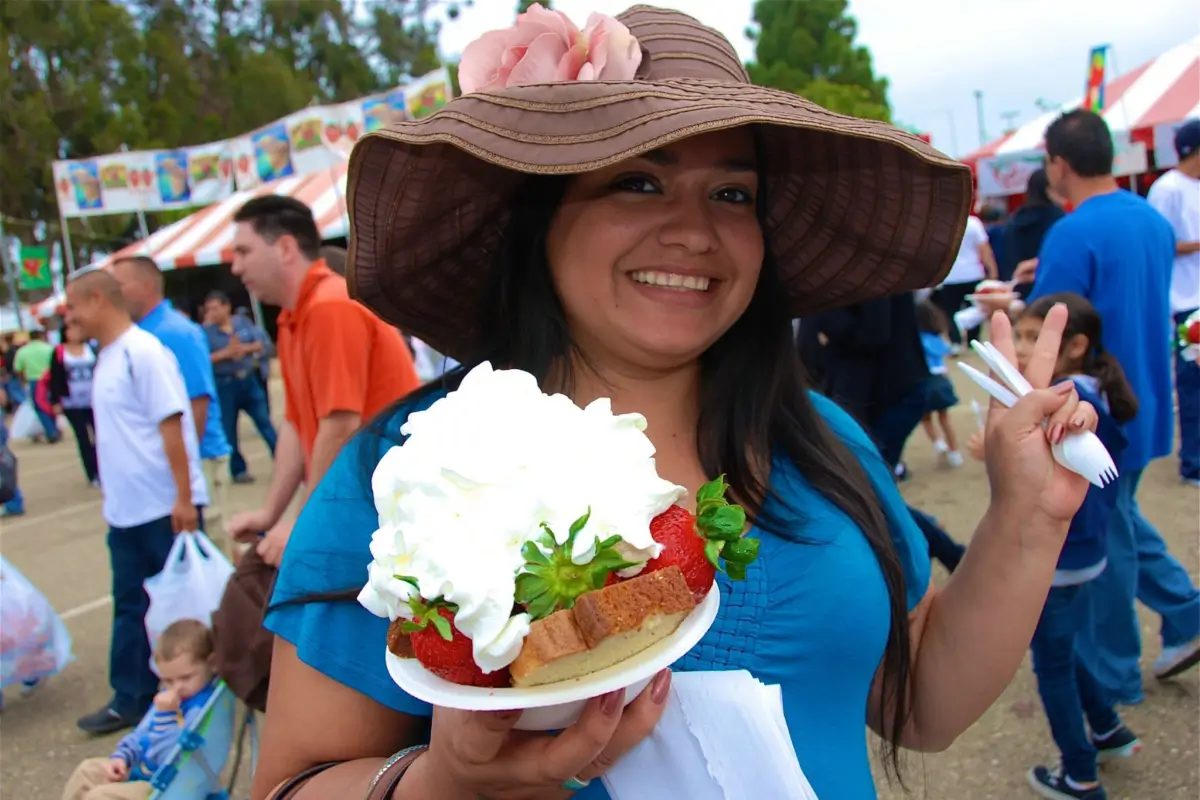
[1023,293,1138,423]
[1023,168,1056,208]
[348,172,916,778]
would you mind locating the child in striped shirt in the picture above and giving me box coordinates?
[62,620,216,800]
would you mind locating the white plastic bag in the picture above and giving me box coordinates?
[0,557,74,688]
[144,532,234,655]
[8,401,40,441]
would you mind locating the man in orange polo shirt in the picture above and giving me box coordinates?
[224,196,419,565]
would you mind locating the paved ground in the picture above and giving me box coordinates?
[1,369,1196,799]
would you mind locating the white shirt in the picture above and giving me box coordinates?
[93,326,209,528]
[943,215,989,285]
[1148,169,1200,314]
[61,345,96,410]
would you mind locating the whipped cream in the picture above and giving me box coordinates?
[359,362,685,675]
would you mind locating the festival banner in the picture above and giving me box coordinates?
[1084,46,1108,113]
[976,152,1045,197]
[52,67,453,217]
[18,245,51,290]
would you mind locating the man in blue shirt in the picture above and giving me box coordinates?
[202,292,277,484]
[112,257,235,554]
[1023,110,1200,699]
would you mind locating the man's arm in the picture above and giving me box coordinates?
[159,413,193,509]
[260,420,307,528]
[190,397,209,442]
[309,411,362,489]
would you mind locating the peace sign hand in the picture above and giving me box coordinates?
[981,305,1098,527]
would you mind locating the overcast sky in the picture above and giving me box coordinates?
[435,0,1197,158]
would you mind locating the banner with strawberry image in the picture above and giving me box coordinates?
[17,246,51,291]
[52,67,452,218]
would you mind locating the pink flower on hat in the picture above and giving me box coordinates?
[458,3,642,94]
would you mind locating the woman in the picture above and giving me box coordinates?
[933,213,999,349]
[1004,168,1066,298]
[47,322,98,486]
[254,7,1098,799]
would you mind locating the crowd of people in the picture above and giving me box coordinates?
[0,6,1196,800]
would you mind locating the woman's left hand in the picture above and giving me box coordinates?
[981,304,1098,526]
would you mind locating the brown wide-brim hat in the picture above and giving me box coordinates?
[347,4,972,361]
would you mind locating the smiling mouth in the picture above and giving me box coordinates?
[629,270,713,293]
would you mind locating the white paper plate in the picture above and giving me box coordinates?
[385,582,720,731]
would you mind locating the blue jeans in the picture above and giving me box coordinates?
[1030,581,1122,783]
[106,511,203,716]
[27,381,59,441]
[0,411,23,514]
[216,374,277,478]
[1076,469,1200,702]
[4,376,25,407]
[1176,309,1200,481]
[909,506,965,572]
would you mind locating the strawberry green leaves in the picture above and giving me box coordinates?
[400,593,458,641]
[515,509,639,620]
[695,476,759,580]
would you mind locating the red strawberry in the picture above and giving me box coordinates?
[1188,320,1200,345]
[403,598,509,688]
[641,476,759,601]
[515,509,640,619]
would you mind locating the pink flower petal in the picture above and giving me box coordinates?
[521,4,579,42]
[506,32,570,87]
[458,29,512,94]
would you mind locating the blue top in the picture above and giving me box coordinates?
[1029,191,1174,473]
[140,301,231,459]
[266,390,931,799]
[1055,377,1127,580]
[111,679,217,782]
[920,331,951,375]
[203,315,263,379]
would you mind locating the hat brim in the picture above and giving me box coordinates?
[347,78,972,361]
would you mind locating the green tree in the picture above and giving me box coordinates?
[746,0,890,122]
[516,0,551,13]
[0,0,453,268]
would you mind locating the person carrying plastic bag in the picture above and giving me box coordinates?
[1,556,73,705]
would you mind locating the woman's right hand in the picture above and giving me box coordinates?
[423,670,671,799]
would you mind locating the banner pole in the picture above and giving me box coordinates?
[0,216,27,332]
[58,211,77,274]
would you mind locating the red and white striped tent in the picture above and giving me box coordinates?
[964,34,1200,164]
[94,162,349,271]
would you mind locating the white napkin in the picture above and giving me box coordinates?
[602,670,819,800]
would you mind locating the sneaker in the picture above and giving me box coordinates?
[1091,725,1142,762]
[0,508,25,518]
[90,479,101,489]
[1154,637,1200,680]
[19,678,40,697]
[1182,476,1200,488]
[932,439,949,455]
[946,450,964,468]
[1027,765,1106,799]
[76,704,139,735]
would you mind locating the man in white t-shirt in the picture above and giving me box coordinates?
[933,214,998,350]
[63,268,210,735]
[1148,119,1200,485]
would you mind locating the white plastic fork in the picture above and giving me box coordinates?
[960,341,1120,488]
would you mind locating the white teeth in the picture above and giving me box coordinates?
[629,271,712,292]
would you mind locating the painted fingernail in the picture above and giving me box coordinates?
[1072,416,1086,428]
[651,670,671,704]
[1054,381,1075,394]
[601,690,623,717]
[1050,423,1064,443]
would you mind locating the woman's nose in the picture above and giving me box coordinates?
[655,195,719,254]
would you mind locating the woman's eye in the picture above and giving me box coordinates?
[714,187,753,204]
[613,175,660,194]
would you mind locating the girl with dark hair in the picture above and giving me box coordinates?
[968,292,1141,800]
[915,300,963,467]
[250,7,1102,799]
[1004,168,1066,295]
[47,322,99,486]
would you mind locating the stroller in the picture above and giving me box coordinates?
[146,680,258,800]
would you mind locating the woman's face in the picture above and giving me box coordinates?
[65,323,85,344]
[545,129,764,373]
